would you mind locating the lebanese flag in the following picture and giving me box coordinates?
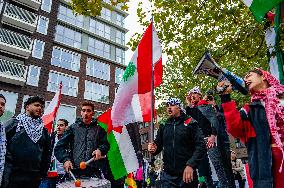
[111,22,162,127]
[42,83,62,133]
[97,22,163,180]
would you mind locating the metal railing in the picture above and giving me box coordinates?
[0,58,26,79]
[4,3,38,26]
[0,28,32,50]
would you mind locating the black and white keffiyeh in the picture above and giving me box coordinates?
[16,113,43,143]
[0,122,6,184]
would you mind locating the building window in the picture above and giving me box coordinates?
[26,65,41,87]
[58,4,84,28]
[41,0,52,13]
[51,47,81,72]
[47,71,79,97]
[32,39,45,59]
[116,13,124,27]
[0,1,4,12]
[86,58,110,81]
[37,16,49,35]
[116,48,125,64]
[116,30,125,45]
[89,19,110,40]
[88,37,110,59]
[0,90,18,122]
[115,67,124,84]
[84,81,109,104]
[100,7,111,21]
[55,25,82,49]
[52,104,77,124]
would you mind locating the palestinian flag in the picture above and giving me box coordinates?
[98,109,142,180]
[242,0,284,22]
[265,5,284,84]
[97,22,163,180]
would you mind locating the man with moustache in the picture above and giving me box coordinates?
[1,96,52,188]
[0,94,6,185]
[148,98,206,188]
[54,101,110,178]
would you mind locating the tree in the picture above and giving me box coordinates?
[70,0,273,119]
[129,0,271,117]
[69,0,129,17]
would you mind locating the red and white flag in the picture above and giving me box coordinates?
[111,22,163,127]
[42,83,62,133]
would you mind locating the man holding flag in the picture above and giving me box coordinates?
[1,96,52,188]
[148,98,206,188]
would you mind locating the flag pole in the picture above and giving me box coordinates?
[150,16,155,160]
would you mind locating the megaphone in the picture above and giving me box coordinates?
[193,51,248,95]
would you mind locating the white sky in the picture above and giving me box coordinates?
[124,0,152,64]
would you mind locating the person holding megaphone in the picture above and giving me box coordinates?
[218,68,284,188]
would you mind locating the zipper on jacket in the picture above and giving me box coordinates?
[173,119,176,169]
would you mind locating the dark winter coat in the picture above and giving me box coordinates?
[153,113,206,176]
[221,94,273,188]
[186,104,217,137]
[54,118,110,177]
[1,118,51,188]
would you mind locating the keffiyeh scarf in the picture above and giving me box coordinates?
[251,69,284,172]
[0,123,6,184]
[16,113,44,143]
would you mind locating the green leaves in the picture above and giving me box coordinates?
[127,0,270,118]
[69,0,129,17]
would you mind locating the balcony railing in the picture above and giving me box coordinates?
[0,28,32,59]
[11,0,42,10]
[0,58,27,86]
[2,3,38,33]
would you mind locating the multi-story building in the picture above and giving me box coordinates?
[0,0,128,124]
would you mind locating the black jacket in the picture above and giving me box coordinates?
[2,118,51,187]
[186,106,217,137]
[153,113,206,176]
[54,118,110,176]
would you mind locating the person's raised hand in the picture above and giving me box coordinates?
[217,81,232,95]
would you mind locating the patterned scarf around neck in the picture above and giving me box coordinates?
[251,69,284,172]
[16,113,44,143]
[0,123,6,184]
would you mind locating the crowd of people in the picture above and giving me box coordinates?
[148,68,284,188]
[0,68,283,188]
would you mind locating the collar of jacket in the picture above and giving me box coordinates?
[197,100,209,106]
[249,100,264,107]
[166,113,188,125]
[75,118,97,127]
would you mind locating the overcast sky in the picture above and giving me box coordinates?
[124,0,152,64]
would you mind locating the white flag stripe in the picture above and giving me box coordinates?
[153,25,162,65]
[114,127,139,173]
[44,90,60,115]
[131,94,143,122]
[242,0,253,7]
[112,50,139,126]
